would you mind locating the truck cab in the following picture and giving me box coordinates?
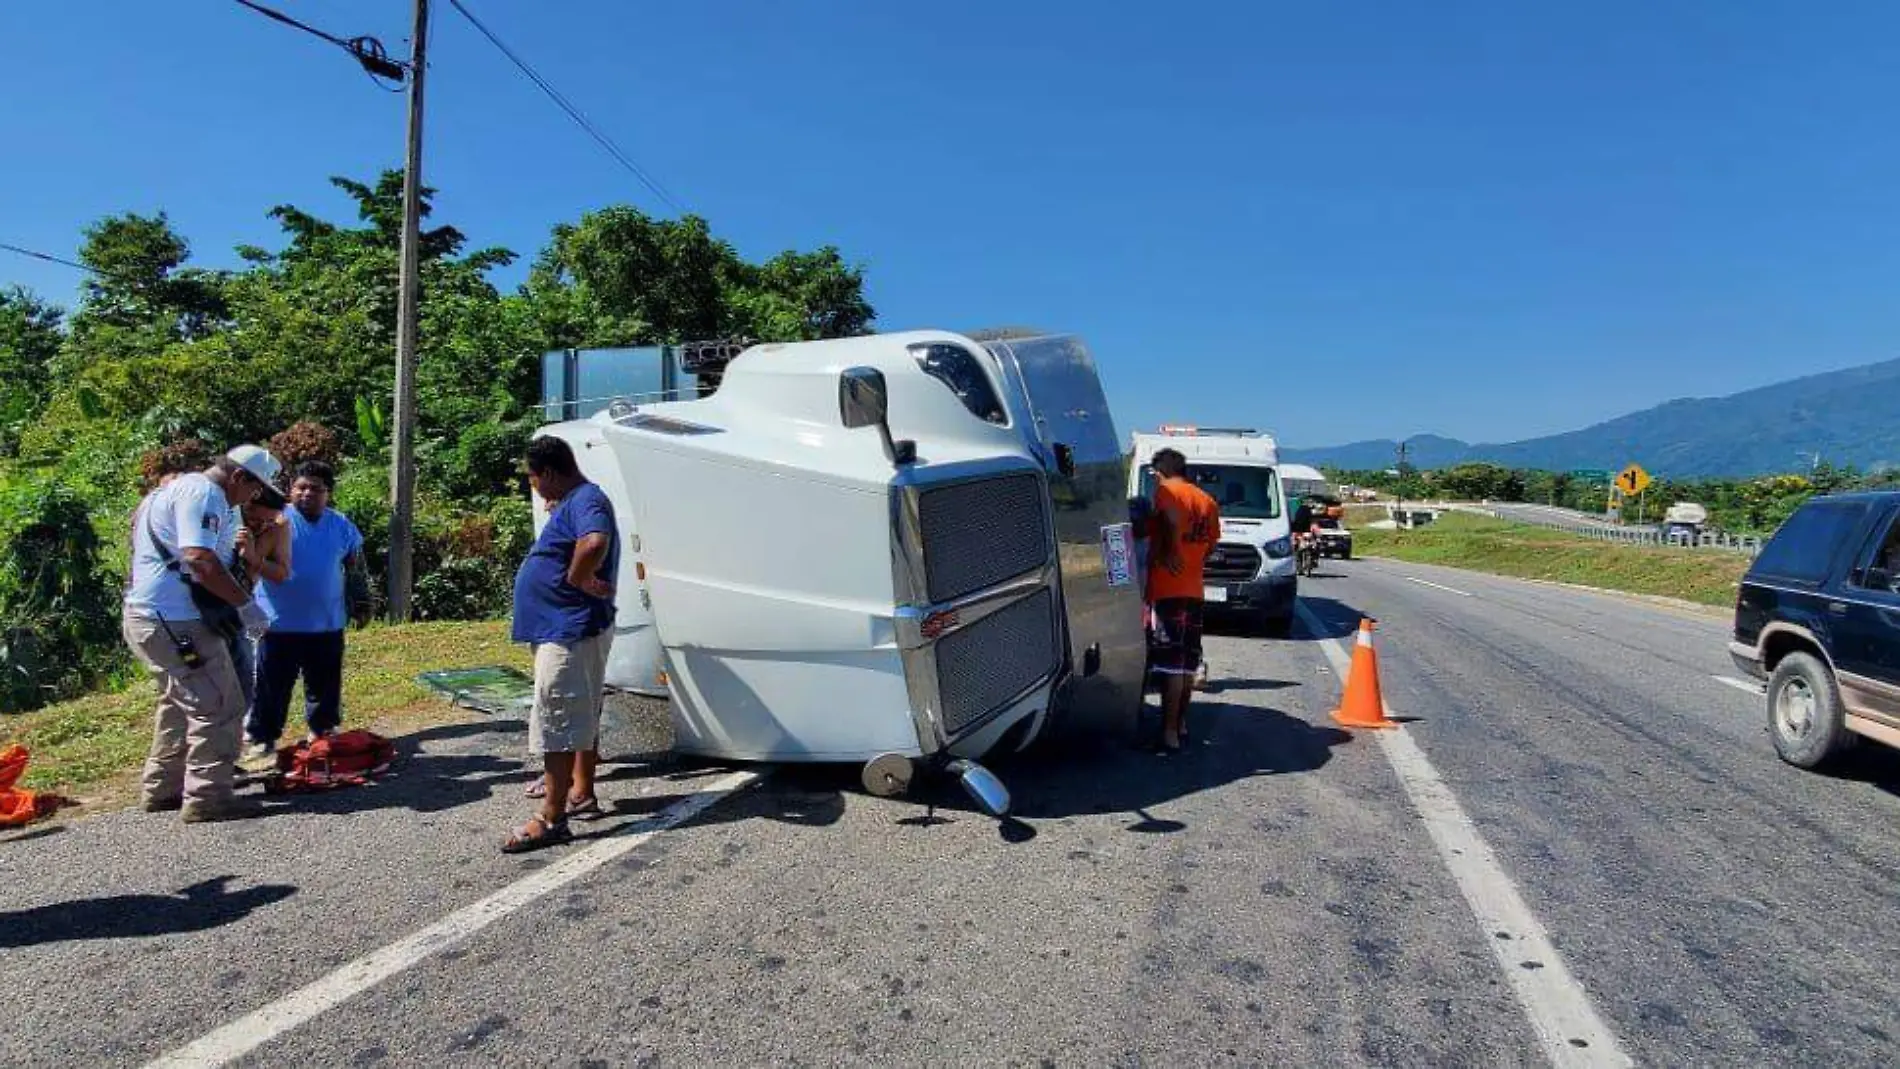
[594,330,1144,809]
[1664,502,1709,545]
[1127,427,1297,636]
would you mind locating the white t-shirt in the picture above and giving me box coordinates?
[125,473,237,621]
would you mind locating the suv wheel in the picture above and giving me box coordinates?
[1767,652,1856,769]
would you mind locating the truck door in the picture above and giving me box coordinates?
[1835,504,1900,727]
[982,335,1145,740]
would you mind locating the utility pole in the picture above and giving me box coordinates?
[387,0,429,622]
[1394,440,1410,525]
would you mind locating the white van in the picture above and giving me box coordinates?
[1127,426,1297,635]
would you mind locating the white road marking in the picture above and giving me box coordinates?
[1712,674,1764,696]
[145,769,764,1069]
[1405,576,1474,598]
[1297,604,1631,1068]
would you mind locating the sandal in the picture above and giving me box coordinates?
[524,778,547,799]
[501,814,572,854]
[566,794,605,822]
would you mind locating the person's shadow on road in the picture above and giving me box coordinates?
[0,875,296,949]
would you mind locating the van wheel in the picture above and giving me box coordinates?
[1260,613,1292,639]
[1767,652,1856,769]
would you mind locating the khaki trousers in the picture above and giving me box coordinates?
[123,613,244,809]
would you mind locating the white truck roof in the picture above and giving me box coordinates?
[1130,427,1279,467]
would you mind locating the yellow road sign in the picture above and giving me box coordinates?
[1615,463,1651,496]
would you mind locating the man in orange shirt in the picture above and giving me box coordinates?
[1145,448,1221,751]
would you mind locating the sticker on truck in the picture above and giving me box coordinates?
[1100,523,1135,587]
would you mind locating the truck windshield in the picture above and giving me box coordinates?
[1139,464,1282,520]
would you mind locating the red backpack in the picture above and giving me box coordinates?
[265,730,396,794]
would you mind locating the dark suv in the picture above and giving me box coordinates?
[1730,492,1900,768]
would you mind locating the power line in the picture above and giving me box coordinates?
[444,0,685,215]
[231,0,408,83]
[0,242,100,276]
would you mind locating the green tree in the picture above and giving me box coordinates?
[71,212,228,344]
[536,206,875,346]
[0,287,64,454]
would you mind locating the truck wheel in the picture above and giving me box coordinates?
[1260,613,1292,639]
[1767,652,1856,769]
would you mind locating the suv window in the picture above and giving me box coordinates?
[1752,500,1868,585]
[1851,510,1900,594]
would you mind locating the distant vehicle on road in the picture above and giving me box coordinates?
[1664,502,1709,544]
[1310,510,1353,560]
[1729,492,1900,768]
[1129,426,1296,636]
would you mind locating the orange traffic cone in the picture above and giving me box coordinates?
[1331,619,1396,730]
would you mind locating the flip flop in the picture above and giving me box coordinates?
[524,778,547,799]
[501,815,571,854]
[566,795,606,822]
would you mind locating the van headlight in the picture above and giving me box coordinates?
[1265,536,1292,559]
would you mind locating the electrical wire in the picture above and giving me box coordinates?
[0,242,101,276]
[232,0,408,86]
[444,0,685,214]
[233,0,356,49]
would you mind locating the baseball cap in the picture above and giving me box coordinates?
[225,444,287,509]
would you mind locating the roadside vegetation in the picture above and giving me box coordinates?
[0,620,526,797]
[1332,461,1897,537]
[1355,512,1749,608]
[0,173,876,715]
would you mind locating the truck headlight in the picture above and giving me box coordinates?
[1265,536,1292,558]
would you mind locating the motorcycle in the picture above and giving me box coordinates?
[1295,532,1319,578]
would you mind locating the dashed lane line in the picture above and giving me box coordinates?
[1296,603,1632,1068]
[1405,576,1475,598]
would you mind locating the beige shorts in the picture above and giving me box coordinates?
[529,630,611,755]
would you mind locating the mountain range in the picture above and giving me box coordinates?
[1285,357,1900,478]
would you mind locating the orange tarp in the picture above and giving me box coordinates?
[0,744,67,826]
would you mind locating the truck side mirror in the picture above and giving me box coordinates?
[839,366,889,429]
[839,366,916,466]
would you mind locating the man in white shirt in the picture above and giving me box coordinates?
[123,445,284,822]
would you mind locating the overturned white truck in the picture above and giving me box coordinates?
[591,331,1144,813]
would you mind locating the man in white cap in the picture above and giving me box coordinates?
[123,444,284,822]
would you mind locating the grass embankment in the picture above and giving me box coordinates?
[1354,512,1748,608]
[1,620,528,797]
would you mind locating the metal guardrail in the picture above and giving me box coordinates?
[1455,506,1763,558]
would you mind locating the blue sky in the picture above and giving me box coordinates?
[4,1,1897,447]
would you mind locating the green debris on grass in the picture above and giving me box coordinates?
[1354,512,1748,608]
[0,620,528,796]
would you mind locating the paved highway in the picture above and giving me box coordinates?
[5,560,1899,1066]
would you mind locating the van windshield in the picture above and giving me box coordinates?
[1139,464,1282,520]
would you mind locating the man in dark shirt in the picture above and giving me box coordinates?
[502,437,618,853]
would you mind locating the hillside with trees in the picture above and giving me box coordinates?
[1289,356,1900,478]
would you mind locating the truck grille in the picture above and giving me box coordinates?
[1203,543,1261,583]
[935,588,1059,736]
[917,473,1051,603]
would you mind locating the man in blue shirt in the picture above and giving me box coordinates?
[502,436,617,853]
[245,461,370,761]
